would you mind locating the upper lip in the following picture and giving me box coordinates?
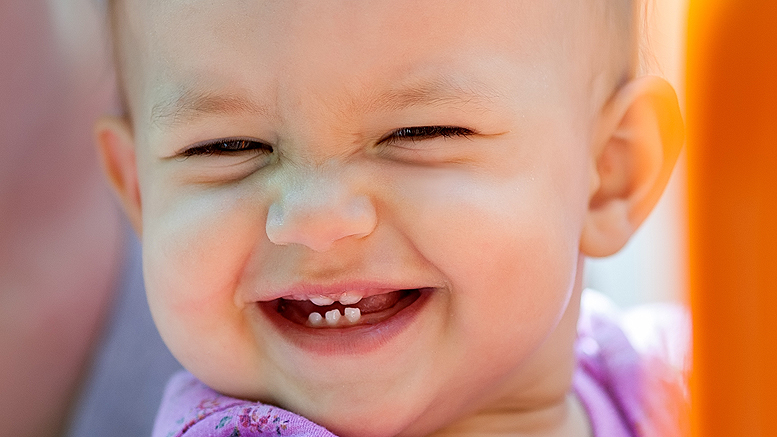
[255,280,435,302]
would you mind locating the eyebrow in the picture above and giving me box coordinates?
[150,88,270,128]
[149,75,501,129]
[359,76,501,114]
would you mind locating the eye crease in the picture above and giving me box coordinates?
[383,126,475,144]
[178,126,473,159]
[181,138,272,157]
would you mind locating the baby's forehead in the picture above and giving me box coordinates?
[122,0,610,44]
[113,0,630,124]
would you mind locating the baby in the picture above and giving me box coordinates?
[95,0,686,436]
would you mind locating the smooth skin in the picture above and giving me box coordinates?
[97,1,682,436]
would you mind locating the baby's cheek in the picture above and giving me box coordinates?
[141,186,266,377]
[396,170,577,287]
[145,192,248,299]
[388,169,579,347]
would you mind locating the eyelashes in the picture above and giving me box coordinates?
[181,138,272,157]
[381,126,474,145]
[180,125,474,158]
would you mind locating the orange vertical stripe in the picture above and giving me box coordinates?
[687,0,777,435]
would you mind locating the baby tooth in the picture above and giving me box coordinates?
[338,292,363,305]
[344,307,361,323]
[308,312,324,326]
[310,295,335,306]
[325,309,341,326]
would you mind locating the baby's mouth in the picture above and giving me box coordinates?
[271,289,422,328]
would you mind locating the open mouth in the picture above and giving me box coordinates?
[269,289,423,328]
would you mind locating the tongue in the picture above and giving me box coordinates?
[287,290,402,315]
[275,290,407,326]
[354,291,402,314]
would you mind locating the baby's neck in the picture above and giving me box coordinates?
[427,393,591,437]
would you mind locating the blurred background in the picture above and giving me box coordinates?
[1,1,158,436]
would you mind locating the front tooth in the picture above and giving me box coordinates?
[308,312,324,326]
[325,309,341,326]
[338,292,363,305]
[344,307,361,323]
[310,295,335,306]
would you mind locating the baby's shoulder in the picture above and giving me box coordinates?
[152,372,336,437]
[574,289,690,437]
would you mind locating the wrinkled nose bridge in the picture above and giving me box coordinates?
[265,173,377,252]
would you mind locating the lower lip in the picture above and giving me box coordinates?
[256,289,433,356]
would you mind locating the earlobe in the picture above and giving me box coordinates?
[94,116,143,235]
[581,76,684,257]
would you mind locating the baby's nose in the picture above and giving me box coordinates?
[265,174,377,252]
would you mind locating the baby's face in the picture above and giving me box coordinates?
[121,1,602,435]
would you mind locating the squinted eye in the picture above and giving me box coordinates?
[181,138,272,157]
[382,126,474,145]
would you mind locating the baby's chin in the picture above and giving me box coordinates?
[274,386,462,437]
[306,409,443,437]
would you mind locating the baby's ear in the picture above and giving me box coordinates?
[94,116,143,235]
[581,76,683,257]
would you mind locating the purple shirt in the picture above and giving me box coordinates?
[152,291,689,437]
[573,291,689,437]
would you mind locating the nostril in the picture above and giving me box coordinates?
[265,194,377,251]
